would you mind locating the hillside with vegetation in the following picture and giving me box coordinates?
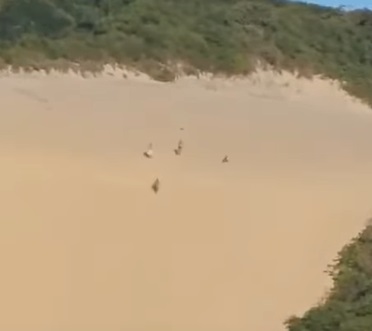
[0,0,371,104]
[285,223,372,331]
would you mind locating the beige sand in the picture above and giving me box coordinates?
[0,68,371,331]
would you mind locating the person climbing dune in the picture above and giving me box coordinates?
[143,143,153,158]
[174,139,183,156]
[152,178,160,194]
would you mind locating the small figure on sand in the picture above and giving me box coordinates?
[143,143,153,159]
[174,139,184,156]
[222,155,229,163]
[152,178,160,194]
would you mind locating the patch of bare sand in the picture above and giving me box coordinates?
[0,69,371,331]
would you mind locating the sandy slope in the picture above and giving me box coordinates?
[0,69,371,331]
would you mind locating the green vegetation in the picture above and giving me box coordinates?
[0,0,371,103]
[286,222,372,331]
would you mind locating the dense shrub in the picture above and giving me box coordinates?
[286,224,372,331]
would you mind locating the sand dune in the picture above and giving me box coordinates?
[0,68,371,331]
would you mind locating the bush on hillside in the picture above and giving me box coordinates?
[285,223,372,331]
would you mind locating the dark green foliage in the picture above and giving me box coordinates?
[0,0,371,103]
[0,0,74,39]
[286,224,372,331]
